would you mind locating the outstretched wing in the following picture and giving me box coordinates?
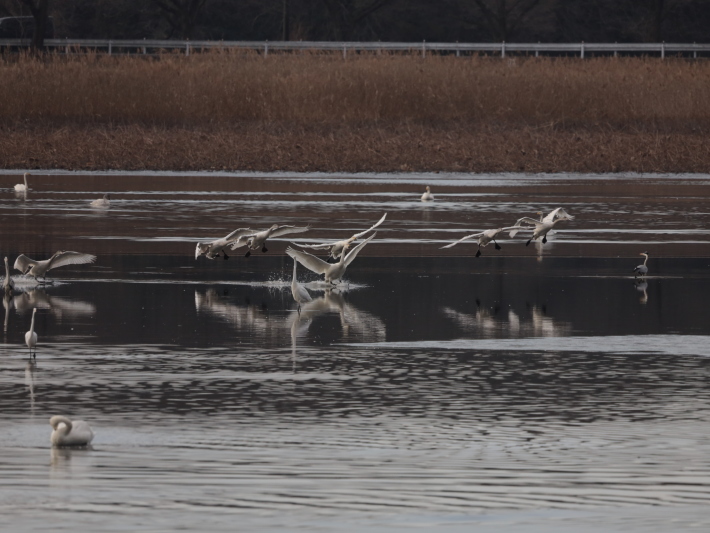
[270,225,310,238]
[296,242,335,250]
[441,232,485,249]
[343,232,376,267]
[351,213,387,239]
[223,228,253,243]
[13,255,38,274]
[47,251,96,271]
[509,218,540,237]
[286,247,330,275]
[543,208,575,223]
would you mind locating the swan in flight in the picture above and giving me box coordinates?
[441,226,525,257]
[231,224,310,257]
[297,213,387,262]
[25,308,37,358]
[14,251,97,281]
[540,207,575,223]
[634,252,649,278]
[421,186,434,202]
[286,233,376,285]
[290,259,312,313]
[14,173,29,192]
[510,216,570,246]
[195,228,252,260]
[3,257,14,293]
[50,415,94,447]
[90,194,110,208]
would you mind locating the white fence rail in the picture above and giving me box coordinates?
[1,39,709,58]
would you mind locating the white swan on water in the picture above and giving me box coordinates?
[297,213,386,262]
[25,308,37,359]
[421,186,434,202]
[230,224,310,257]
[50,415,94,447]
[90,194,111,208]
[441,226,526,257]
[290,259,312,313]
[14,251,96,281]
[14,173,29,192]
[3,257,14,293]
[286,233,375,285]
[195,228,253,260]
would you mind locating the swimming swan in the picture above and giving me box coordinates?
[421,186,434,202]
[195,228,253,260]
[14,173,29,192]
[14,251,96,281]
[50,415,94,447]
[290,259,312,313]
[634,252,649,278]
[286,233,375,285]
[230,224,310,257]
[442,226,526,257]
[3,257,14,293]
[90,194,111,208]
[25,308,37,358]
[297,213,386,262]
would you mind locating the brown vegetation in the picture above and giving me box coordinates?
[1,52,709,172]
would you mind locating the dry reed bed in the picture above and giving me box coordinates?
[1,52,710,128]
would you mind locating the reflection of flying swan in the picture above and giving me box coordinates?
[230,224,310,257]
[12,288,96,319]
[443,304,571,338]
[25,308,38,359]
[286,233,375,285]
[297,213,387,262]
[421,186,434,202]
[195,289,275,334]
[50,416,94,447]
[195,228,252,260]
[291,259,312,313]
[90,194,111,208]
[3,257,14,293]
[14,251,96,281]
[25,360,37,410]
[634,252,649,278]
[14,172,29,192]
[442,226,525,257]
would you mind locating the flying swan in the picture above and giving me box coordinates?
[286,233,376,285]
[297,213,386,262]
[50,415,94,447]
[540,207,575,223]
[14,251,97,281]
[90,194,111,208]
[14,173,29,192]
[634,252,649,278]
[510,215,572,246]
[290,259,313,313]
[441,226,526,257]
[25,307,37,358]
[230,224,310,257]
[195,228,253,260]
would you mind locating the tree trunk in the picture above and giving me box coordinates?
[22,0,49,51]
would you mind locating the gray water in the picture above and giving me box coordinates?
[1,172,710,532]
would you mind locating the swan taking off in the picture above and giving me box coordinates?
[634,252,649,278]
[540,207,575,223]
[442,226,525,257]
[3,257,14,293]
[286,232,376,285]
[50,415,94,447]
[421,186,434,202]
[230,224,310,258]
[25,308,37,359]
[195,228,253,260]
[297,213,386,262]
[291,259,312,313]
[14,173,29,192]
[14,251,96,281]
[510,216,571,246]
[90,194,111,208]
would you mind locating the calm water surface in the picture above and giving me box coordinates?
[1,172,710,532]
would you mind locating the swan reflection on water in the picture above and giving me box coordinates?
[635,279,649,305]
[25,360,37,411]
[50,445,95,478]
[443,303,572,338]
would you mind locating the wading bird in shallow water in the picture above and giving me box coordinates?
[421,186,434,202]
[441,226,526,257]
[290,259,312,314]
[634,252,650,278]
[14,172,29,192]
[231,224,310,258]
[297,213,387,262]
[90,194,111,208]
[50,415,94,447]
[195,228,253,260]
[25,308,37,359]
[14,251,96,282]
[286,233,376,285]
[3,257,14,293]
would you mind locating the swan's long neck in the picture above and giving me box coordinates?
[292,260,297,283]
[50,415,73,435]
[3,258,9,281]
[643,255,649,266]
[23,173,28,187]
[29,309,36,335]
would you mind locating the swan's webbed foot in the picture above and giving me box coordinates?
[245,250,251,258]
[526,239,532,246]
[542,236,547,244]
[494,241,501,250]
[475,249,482,258]
[223,252,229,260]
[262,246,268,253]
[297,305,302,315]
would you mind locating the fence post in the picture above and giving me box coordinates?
[501,41,505,58]
[535,42,539,58]
[186,42,190,56]
[422,40,426,58]
[342,44,346,59]
[614,42,617,58]
[694,43,697,59]
[661,41,665,59]
[455,41,459,57]
[264,41,268,57]
[581,41,584,59]
[108,40,112,56]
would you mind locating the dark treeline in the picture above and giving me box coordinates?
[1,0,709,44]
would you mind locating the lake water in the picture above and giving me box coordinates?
[1,172,710,532]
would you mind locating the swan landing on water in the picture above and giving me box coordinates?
[14,251,96,282]
[50,415,94,447]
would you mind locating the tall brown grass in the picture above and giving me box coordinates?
[1,51,709,129]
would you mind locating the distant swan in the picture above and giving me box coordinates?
[421,186,434,202]
[3,256,14,293]
[14,173,29,192]
[50,415,94,447]
[195,228,253,260]
[90,194,111,208]
[634,252,649,278]
[442,226,525,257]
[297,213,386,262]
[25,308,37,358]
[286,233,375,285]
[290,259,312,313]
[14,251,96,281]
[230,224,310,257]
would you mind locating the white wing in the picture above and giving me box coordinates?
[270,225,310,238]
[509,218,540,237]
[343,233,376,267]
[296,242,335,250]
[286,247,330,275]
[543,207,575,222]
[13,255,38,274]
[441,232,485,249]
[351,213,387,239]
[47,251,96,271]
[223,228,253,243]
